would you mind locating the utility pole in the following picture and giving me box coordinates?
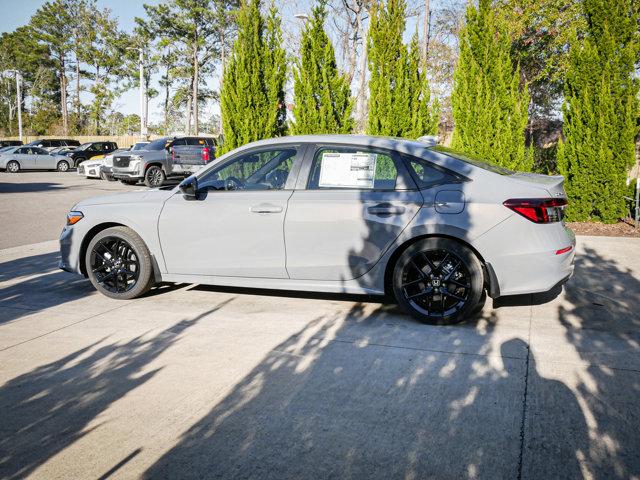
[422,0,431,67]
[3,70,23,141]
[139,48,148,141]
[15,72,22,142]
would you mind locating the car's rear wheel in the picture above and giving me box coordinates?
[392,238,484,325]
[6,160,19,173]
[144,165,165,188]
[56,160,70,172]
[85,226,154,300]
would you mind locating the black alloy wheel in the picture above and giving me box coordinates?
[144,166,165,188]
[393,238,483,324]
[85,226,154,299]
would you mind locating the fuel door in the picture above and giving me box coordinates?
[435,189,465,214]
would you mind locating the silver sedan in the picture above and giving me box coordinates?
[59,135,575,324]
[0,146,73,172]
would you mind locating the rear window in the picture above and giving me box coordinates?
[431,146,514,176]
[147,138,171,150]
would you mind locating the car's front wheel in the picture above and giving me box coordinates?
[392,238,484,325]
[144,166,165,188]
[56,160,70,172]
[6,160,19,173]
[85,226,154,299]
[74,157,85,168]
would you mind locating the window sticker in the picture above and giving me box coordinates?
[318,152,377,188]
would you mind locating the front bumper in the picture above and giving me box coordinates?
[113,170,142,180]
[59,225,83,275]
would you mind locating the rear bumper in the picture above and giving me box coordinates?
[475,219,576,297]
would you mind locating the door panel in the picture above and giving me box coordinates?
[159,190,292,277]
[35,149,55,169]
[285,190,422,280]
[15,149,36,169]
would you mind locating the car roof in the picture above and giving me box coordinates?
[232,134,433,158]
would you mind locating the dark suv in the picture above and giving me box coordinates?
[25,139,81,151]
[0,140,23,148]
[65,141,118,167]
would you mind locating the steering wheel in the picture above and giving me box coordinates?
[224,176,244,191]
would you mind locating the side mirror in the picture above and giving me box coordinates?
[179,176,199,200]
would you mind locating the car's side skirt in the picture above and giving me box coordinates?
[159,273,385,296]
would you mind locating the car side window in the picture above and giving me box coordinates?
[16,148,28,154]
[34,148,48,155]
[307,147,398,190]
[199,148,297,191]
[405,155,458,188]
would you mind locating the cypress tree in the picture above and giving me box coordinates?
[220,0,287,152]
[407,34,439,138]
[451,0,531,171]
[558,0,639,222]
[367,0,438,138]
[291,1,353,135]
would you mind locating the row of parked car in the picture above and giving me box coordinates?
[0,136,217,188]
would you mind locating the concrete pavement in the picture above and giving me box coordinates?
[0,235,638,479]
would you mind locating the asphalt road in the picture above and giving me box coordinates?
[0,172,639,479]
[0,171,141,249]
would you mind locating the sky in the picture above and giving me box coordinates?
[0,0,162,118]
[0,0,436,125]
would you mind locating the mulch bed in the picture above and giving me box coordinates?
[566,220,640,238]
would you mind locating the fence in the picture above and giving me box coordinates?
[0,135,165,148]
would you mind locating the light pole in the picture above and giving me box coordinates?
[127,47,147,140]
[3,70,22,141]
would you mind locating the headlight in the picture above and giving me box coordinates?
[130,155,143,161]
[66,211,84,226]
[129,160,141,172]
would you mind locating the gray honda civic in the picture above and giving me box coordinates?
[60,135,575,324]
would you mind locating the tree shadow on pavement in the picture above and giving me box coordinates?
[534,246,640,479]
[0,182,65,194]
[141,303,543,479]
[0,302,230,480]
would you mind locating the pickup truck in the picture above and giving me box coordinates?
[111,136,216,187]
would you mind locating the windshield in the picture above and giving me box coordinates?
[431,146,515,176]
[145,138,171,151]
[75,143,92,151]
[131,142,149,151]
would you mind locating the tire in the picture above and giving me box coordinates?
[74,157,86,168]
[392,237,484,325]
[56,160,70,172]
[144,165,166,188]
[6,160,19,173]
[85,226,154,300]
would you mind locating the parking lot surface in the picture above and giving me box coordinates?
[1,172,639,479]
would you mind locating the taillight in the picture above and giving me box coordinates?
[201,147,210,163]
[503,198,567,224]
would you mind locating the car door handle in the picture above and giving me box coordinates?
[367,203,406,216]
[250,204,283,214]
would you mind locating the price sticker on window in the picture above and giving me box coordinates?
[318,152,377,188]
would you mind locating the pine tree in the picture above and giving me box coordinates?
[367,0,438,138]
[451,0,531,171]
[220,0,287,152]
[560,0,639,222]
[291,1,353,135]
